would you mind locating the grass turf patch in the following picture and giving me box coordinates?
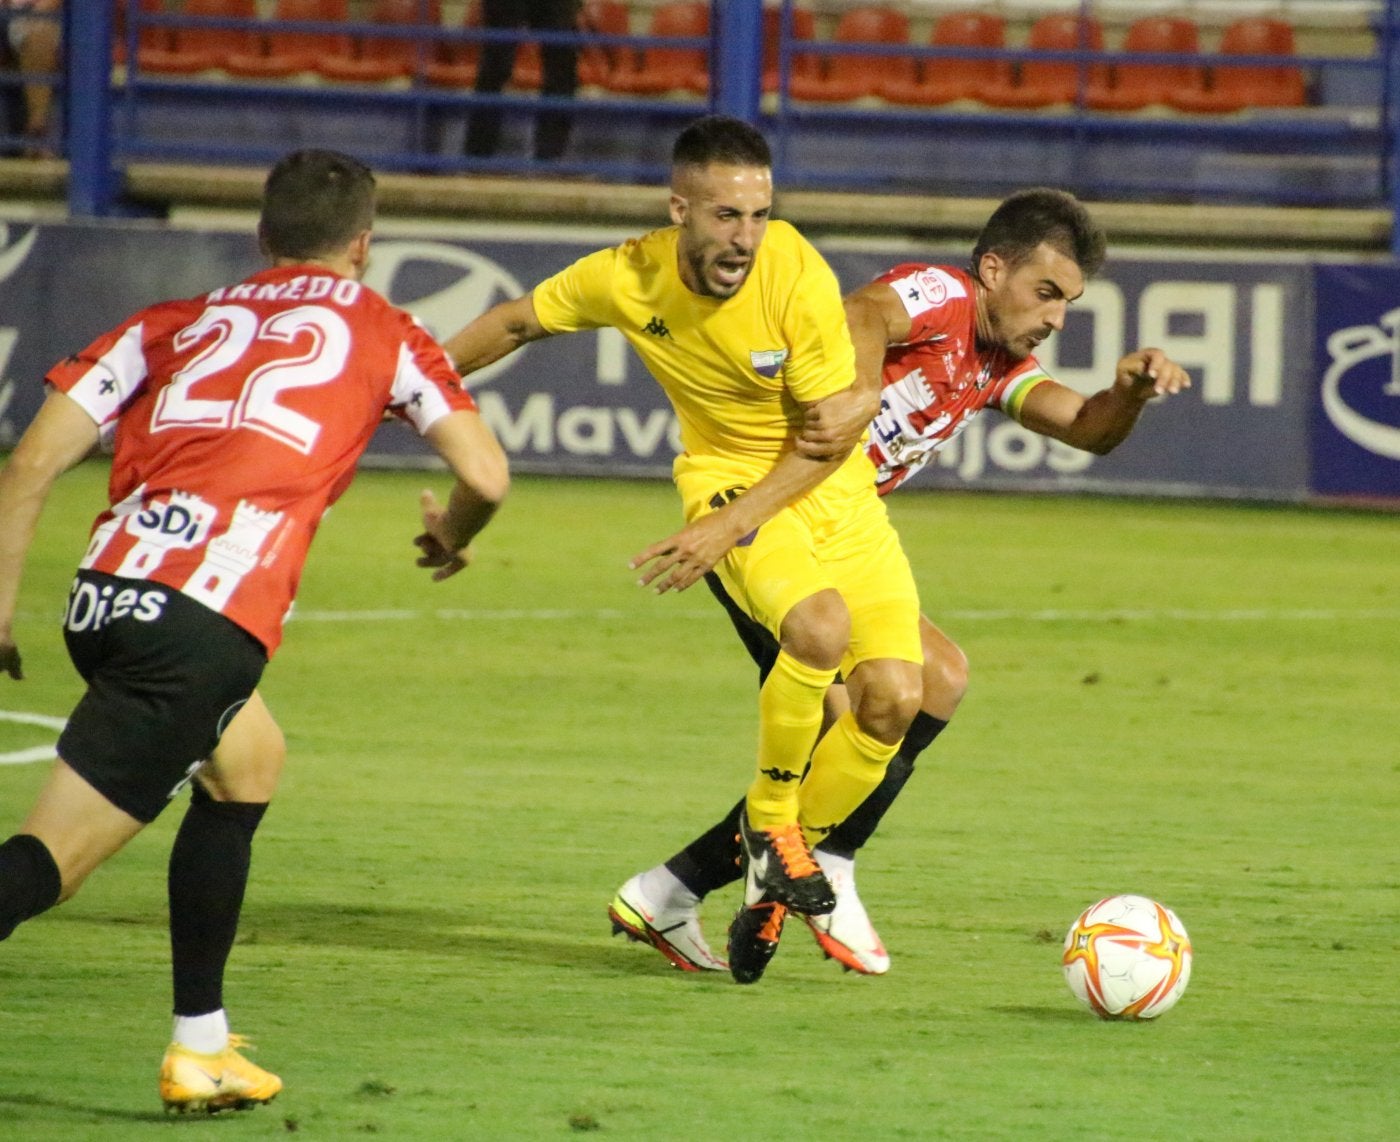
[0,466,1396,1138]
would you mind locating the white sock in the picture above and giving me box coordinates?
[814,849,855,880]
[639,864,700,911]
[172,1009,229,1055]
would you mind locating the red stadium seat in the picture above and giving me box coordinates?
[424,1,482,89]
[114,0,170,66]
[511,40,544,90]
[578,0,631,89]
[788,6,912,103]
[607,2,709,96]
[1169,17,1306,113]
[1085,16,1204,111]
[881,9,1008,107]
[137,0,259,75]
[224,0,353,79]
[316,0,443,84]
[980,13,1108,108]
[761,6,820,96]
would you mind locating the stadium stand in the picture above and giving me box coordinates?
[223,0,354,80]
[578,0,631,89]
[879,9,1009,108]
[136,0,259,75]
[606,1,709,96]
[788,5,912,104]
[1170,15,1308,113]
[1084,15,1205,112]
[112,0,168,66]
[979,11,1109,108]
[11,1,1389,226]
[314,0,444,84]
[761,3,819,96]
[423,1,482,89]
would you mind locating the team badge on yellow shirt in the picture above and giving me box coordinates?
[750,349,788,377]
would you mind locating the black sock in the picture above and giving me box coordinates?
[819,710,949,859]
[665,798,745,898]
[168,785,268,1016]
[0,834,62,940]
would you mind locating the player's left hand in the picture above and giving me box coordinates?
[630,512,740,594]
[795,388,877,461]
[414,489,471,581]
[1117,348,1191,401]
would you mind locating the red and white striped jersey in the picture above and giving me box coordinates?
[864,264,1053,495]
[47,264,476,655]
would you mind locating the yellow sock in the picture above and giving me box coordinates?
[746,650,837,830]
[798,711,900,847]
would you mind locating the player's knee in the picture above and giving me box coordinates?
[203,697,286,802]
[853,663,923,744]
[925,639,970,712]
[779,589,850,670]
[920,621,970,717]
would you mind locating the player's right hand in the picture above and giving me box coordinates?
[414,489,471,581]
[0,639,22,681]
[796,387,877,461]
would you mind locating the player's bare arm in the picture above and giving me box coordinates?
[443,292,551,375]
[797,282,909,461]
[1018,348,1190,455]
[632,389,853,594]
[0,391,101,679]
[413,410,511,581]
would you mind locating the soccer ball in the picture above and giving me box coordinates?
[1062,894,1192,1020]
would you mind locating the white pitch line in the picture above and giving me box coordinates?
[14,606,1399,630]
[277,607,1400,624]
[0,709,66,765]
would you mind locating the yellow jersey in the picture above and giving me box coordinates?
[530,221,867,490]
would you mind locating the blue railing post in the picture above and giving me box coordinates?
[1388,0,1400,256]
[66,4,118,217]
[711,0,763,123]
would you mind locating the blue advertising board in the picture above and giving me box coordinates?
[0,219,1316,501]
[1312,263,1400,498]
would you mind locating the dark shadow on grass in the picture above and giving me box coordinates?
[47,901,734,979]
[0,1091,175,1124]
[247,902,730,977]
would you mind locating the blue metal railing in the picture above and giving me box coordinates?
[11,0,1397,246]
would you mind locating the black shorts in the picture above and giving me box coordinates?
[58,571,267,824]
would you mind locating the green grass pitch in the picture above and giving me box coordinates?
[0,465,1396,1139]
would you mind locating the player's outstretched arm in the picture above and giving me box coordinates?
[414,410,510,581]
[631,389,853,594]
[1018,348,1190,455]
[443,293,551,376]
[0,391,101,679]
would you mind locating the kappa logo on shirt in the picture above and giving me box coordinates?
[642,316,672,339]
[749,348,788,378]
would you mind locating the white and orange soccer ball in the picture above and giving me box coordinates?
[1062,894,1192,1020]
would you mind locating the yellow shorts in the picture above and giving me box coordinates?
[675,454,922,673]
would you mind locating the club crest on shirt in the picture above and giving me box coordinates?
[750,348,788,378]
[915,269,948,305]
[896,267,965,318]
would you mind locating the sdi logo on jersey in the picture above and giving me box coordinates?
[64,579,169,633]
[1312,266,1400,497]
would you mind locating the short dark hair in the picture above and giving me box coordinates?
[971,188,1106,278]
[258,149,376,260]
[671,115,772,171]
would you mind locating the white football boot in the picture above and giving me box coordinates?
[802,850,891,975]
[608,868,728,972]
